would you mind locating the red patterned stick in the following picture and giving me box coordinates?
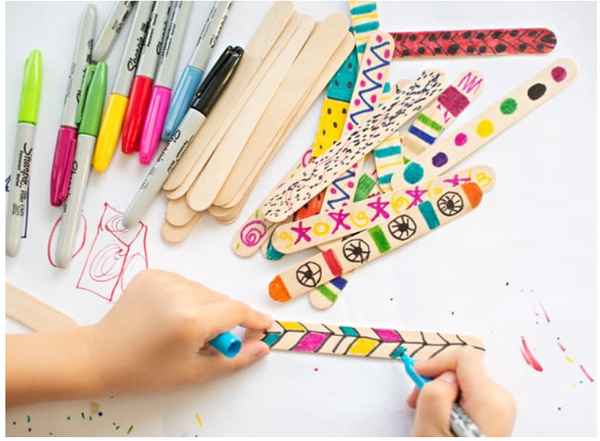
[390,28,556,59]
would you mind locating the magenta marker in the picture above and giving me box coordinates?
[139,1,191,164]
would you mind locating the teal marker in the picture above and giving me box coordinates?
[210,332,241,358]
[6,49,42,257]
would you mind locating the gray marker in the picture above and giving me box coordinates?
[123,46,243,229]
[92,1,136,62]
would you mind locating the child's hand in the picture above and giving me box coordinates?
[406,347,515,436]
[86,269,273,396]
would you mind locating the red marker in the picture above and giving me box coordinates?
[121,1,170,153]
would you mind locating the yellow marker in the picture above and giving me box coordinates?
[93,94,128,171]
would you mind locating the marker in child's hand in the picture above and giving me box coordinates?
[210,332,241,358]
[394,347,485,437]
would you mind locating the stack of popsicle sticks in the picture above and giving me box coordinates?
[158,3,354,242]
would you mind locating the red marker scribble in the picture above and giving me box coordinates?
[47,214,88,268]
[520,336,543,372]
[556,339,566,352]
[539,302,551,323]
[579,365,595,383]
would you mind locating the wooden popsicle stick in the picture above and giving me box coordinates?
[217,33,355,209]
[231,148,313,257]
[247,320,484,360]
[6,282,78,331]
[269,182,483,302]
[261,68,447,223]
[320,31,394,214]
[162,2,295,192]
[272,165,496,253]
[348,1,380,60]
[391,28,557,59]
[391,58,577,191]
[161,212,202,244]
[165,197,197,226]
[186,15,323,211]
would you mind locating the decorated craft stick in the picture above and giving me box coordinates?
[162,1,295,193]
[247,321,484,360]
[390,28,557,59]
[272,166,495,254]
[391,58,577,191]
[232,148,313,257]
[269,182,483,301]
[320,31,394,213]
[348,1,380,58]
[261,68,446,222]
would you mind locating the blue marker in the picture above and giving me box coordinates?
[162,1,231,141]
[395,348,485,437]
[210,332,241,358]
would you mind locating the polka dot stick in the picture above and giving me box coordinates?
[246,321,485,360]
[391,58,577,191]
[261,68,446,223]
[390,28,557,59]
[269,182,483,301]
[271,165,495,254]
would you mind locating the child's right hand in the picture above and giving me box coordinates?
[406,347,516,436]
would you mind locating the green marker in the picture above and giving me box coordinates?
[55,62,108,268]
[6,49,42,257]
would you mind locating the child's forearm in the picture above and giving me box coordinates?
[6,326,105,407]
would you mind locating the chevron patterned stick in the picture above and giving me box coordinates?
[247,321,485,360]
[348,1,380,59]
[269,182,483,301]
[390,28,557,59]
[261,68,446,223]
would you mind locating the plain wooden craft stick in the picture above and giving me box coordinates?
[186,15,324,211]
[165,197,197,226]
[261,68,446,223]
[391,58,577,191]
[216,32,355,209]
[6,282,78,331]
[247,320,484,360]
[269,182,483,301]
[161,212,202,244]
[272,165,495,253]
[162,1,295,192]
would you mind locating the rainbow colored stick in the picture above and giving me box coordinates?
[247,321,484,360]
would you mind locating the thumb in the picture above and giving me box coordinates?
[412,371,460,436]
[202,340,270,377]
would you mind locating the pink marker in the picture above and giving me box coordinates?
[139,1,191,164]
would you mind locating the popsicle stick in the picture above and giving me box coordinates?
[186,15,323,211]
[320,31,394,213]
[348,1,380,59]
[247,320,484,360]
[214,28,354,208]
[161,212,202,243]
[261,68,446,222]
[272,165,495,253]
[269,182,483,301]
[6,282,78,331]
[162,1,295,192]
[165,197,197,226]
[391,58,577,191]
[391,28,557,59]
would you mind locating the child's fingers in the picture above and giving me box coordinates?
[415,347,488,383]
[412,371,459,436]
[199,299,273,335]
[200,339,270,377]
[406,385,420,408]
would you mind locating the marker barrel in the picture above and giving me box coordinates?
[92,1,135,62]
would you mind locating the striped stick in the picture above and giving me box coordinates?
[348,1,380,59]
[247,321,485,360]
[269,182,483,301]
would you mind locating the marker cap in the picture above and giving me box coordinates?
[139,85,172,164]
[162,65,204,141]
[18,49,43,125]
[93,93,129,172]
[122,75,153,153]
[209,332,242,358]
[79,62,108,136]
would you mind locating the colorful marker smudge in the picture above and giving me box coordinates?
[580,365,595,383]
[520,336,543,372]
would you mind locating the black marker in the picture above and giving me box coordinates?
[123,46,243,229]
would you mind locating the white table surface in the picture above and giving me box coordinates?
[4,1,597,436]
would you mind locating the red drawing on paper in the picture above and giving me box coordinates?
[76,203,149,302]
[47,214,88,268]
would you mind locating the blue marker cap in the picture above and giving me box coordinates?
[209,332,242,358]
[401,353,432,389]
[162,65,205,141]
